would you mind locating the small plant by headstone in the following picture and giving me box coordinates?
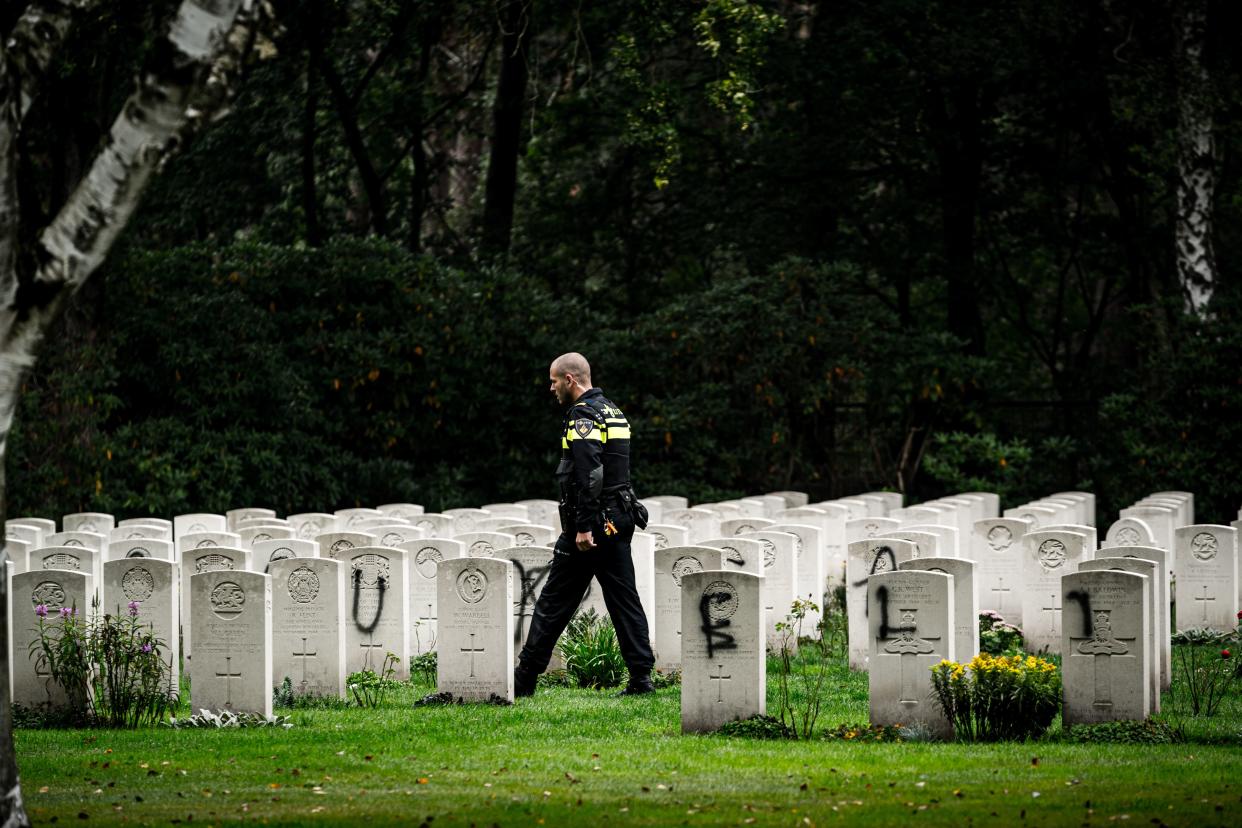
[28,597,176,727]
[411,650,438,685]
[773,598,831,739]
[978,611,1025,656]
[820,722,907,742]
[718,714,791,739]
[1171,616,1241,716]
[556,609,627,689]
[1061,719,1183,744]
[347,652,401,707]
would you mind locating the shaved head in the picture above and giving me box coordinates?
[549,352,592,404]
[551,352,591,383]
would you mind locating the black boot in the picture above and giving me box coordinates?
[514,666,537,698]
[616,672,655,697]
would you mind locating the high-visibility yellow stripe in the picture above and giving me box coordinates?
[606,426,631,439]
[565,426,604,442]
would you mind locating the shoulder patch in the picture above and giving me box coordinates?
[574,418,594,438]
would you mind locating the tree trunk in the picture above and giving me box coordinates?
[480,0,530,257]
[302,5,322,247]
[1175,0,1216,316]
[409,9,442,254]
[0,4,270,819]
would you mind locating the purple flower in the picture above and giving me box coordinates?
[59,607,72,618]
[128,600,140,617]
[34,604,47,618]
[141,643,152,654]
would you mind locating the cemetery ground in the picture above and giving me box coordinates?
[14,648,1242,828]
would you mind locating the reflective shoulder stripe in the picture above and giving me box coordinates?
[565,424,604,442]
[606,426,631,440]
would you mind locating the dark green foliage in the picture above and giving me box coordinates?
[717,714,791,740]
[1060,720,1183,745]
[651,668,681,689]
[411,650,438,686]
[820,723,907,743]
[979,611,1025,657]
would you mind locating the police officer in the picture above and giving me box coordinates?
[514,352,655,697]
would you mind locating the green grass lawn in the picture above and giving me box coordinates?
[14,650,1242,827]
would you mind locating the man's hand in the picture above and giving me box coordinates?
[575,530,596,551]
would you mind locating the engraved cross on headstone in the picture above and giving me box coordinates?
[359,635,384,669]
[215,656,242,709]
[880,609,938,705]
[418,603,436,625]
[1069,609,1134,709]
[990,577,1011,612]
[292,638,317,691]
[708,664,732,702]
[1042,593,1062,637]
[1194,585,1216,622]
[461,633,485,678]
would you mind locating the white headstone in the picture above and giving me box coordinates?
[497,524,557,548]
[1079,557,1160,714]
[846,538,917,670]
[44,531,106,553]
[271,557,347,698]
[32,546,103,606]
[178,531,242,554]
[1062,570,1150,724]
[226,508,276,530]
[287,512,338,540]
[653,546,724,671]
[971,518,1030,624]
[344,547,411,679]
[1119,506,1176,551]
[63,513,115,535]
[253,538,317,573]
[768,522,827,630]
[316,531,378,561]
[335,508,385,529]
[720,516,774,536]
[1173,524,1239,632]
[103,558,179,698]
[701,537,764,575]
[11,570,93,709]
[514,499,559,530]
[1021,529,1090,653]
[1107,545,1171,690]
[905,523,961,558]
[643,524,689,551]
[366,524,426,548]
[239,525,296,549]
[411,513,456,537]
[846,517,902,544]
[378,502,425,521]
[174,513,228,538]
[739,530,798,649]
[493,545,555,664]
[1103,517,1155,549]
[457,532,518,559]
[181,546,250,672]
[400,538,465,657]
[190,570,272,715]
[437,557,515,701]
[867,570,954,738]
[107,538,173,562]
[900,557,979,663]
[878,530,939,559]
[680,571,765,732]
[443,508,490,534]
[663,508,722,543]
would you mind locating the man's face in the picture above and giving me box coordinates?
[549,367,573,404]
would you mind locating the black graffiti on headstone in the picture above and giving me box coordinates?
[1066,589,1092,637]
[857,546,898,620]
[351,569,388,634]
[699,591,737,660]
[510,559,552,644]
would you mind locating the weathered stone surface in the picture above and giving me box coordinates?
[271,557,347,698]
[680,571,765,733]
[1062,570,1150,725]
[437,557,515,702]
[190,570,272,715]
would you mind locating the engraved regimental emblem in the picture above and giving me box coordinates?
[381,532,405,548]
[722,546,744,566]
[125,546,150,558]
[1192,532,1218,561]
[1076,610,1128,655]
[883,611,936,655]
[516,532,535,547]
[298,521,321,539]
[188,523,208,534]
[196,553,235,573]
[122,567,155,602]
[269,547,296,565]
[469,541,495,558]
[79,521,98,533]
[252,532,273,543]
[414,547,443,580]
[210,581,246,620]
[702,581,739,621]
[43,553,81,571]
[455,516,476,533]
[870,547,892,574]
[351,554,391,589]
[652,532,668,550]
[734,523,755,536]
[287,566,321,604]
[1037,539,1067,570]
[415,519,435,532]
[195,538,219,548]
[63,538,84,547]
[671,555,703,587]
[986,525,1013,552]
[1116,526,1140,546]
[329,539,355,558]
[759,540,776,569]
[864,522,880,538]
[346,513,365,527]
[456,566,488,604]
[31,581,66,610]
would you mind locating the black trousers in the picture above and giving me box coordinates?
[517,512,654,675]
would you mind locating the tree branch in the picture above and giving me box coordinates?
[6,0,105,121]
[318,48,387,236]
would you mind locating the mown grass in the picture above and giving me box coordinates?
[14,646,1242,827]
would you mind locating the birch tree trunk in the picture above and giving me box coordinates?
[0,4,275,824]
[1175,0,1216,316]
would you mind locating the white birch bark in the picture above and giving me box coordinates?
[0,4,274,825]
[1175,0,1216,316]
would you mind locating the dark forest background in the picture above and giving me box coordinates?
[10,0,1242,523]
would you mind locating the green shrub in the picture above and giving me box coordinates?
[820,723,906,743]
[718,715,791,739]
[1061,719,1183,745]
[979,611,1025,656]
[931,654,1061,742]
[556,609,627,689]
[347,653,401,708]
